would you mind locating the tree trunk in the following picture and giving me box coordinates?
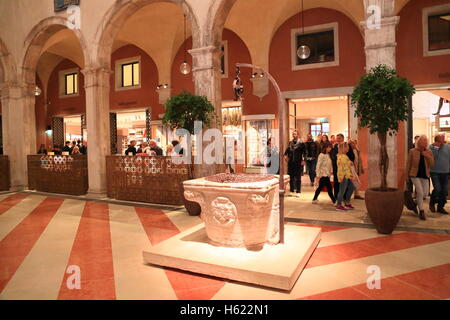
[377,132,389,189]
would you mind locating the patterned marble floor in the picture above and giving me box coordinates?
[285,187,450,232]
[0,192,449,300]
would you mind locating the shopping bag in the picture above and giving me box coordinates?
[350,166,360,189]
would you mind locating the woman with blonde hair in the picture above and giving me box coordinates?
[336,142,355,211]
[405,135,435,220]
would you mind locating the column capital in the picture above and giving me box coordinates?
[188,46,221,73]
[81,66,111,89]
[156,87,172,104]
[0,82,33,100]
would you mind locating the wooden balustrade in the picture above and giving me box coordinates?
[27,155,88,195]
[106,156,189,205]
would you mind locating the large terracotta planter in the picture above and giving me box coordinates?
[179,183,201,216]
[183,173,289,250]
[365,188,404,234]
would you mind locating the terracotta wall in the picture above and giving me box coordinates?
[269,8,366,91]
[397,0,450,85]
[46,45,161,121]
[46,59,86,124]
[110,44,160,119]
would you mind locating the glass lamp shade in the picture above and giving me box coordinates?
[297,45,311,60]
[180,62,191,75]
[35,86,42,96]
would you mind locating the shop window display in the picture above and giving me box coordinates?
[245,119,272,168]
[222,104,243,164]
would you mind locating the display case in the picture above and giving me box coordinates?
[242,115,274,172]
[222,105,243,164]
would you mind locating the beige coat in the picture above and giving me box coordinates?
[405,148,435,178]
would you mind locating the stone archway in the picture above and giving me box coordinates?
[94,0,200,70]
[4,16,90,191]
[0,37,17,85]
[22,16,89,86]
[204,0,237,48]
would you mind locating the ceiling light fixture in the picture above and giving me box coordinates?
[180,14,191,75]
[297,0,311,60]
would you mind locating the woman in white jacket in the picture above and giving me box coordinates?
[312,143,336,204]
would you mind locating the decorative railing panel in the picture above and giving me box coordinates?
[106,156,189,205]
[0,156,10,191]
[27,155,88,195]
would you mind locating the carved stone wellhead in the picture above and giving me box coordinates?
[183,173,289,250]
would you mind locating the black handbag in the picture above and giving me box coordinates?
[404,178,417,213]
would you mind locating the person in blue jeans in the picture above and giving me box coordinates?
[429,134,450,214]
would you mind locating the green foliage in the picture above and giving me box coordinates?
[351,64,415,136]
[162,91,217,134]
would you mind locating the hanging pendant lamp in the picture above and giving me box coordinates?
[297,0,310,60]
[180,14,191,75]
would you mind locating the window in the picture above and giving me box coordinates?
[309,122,330,137]
[423,4,450,56]
[428,12,450,51]
[64,73,78,95]
[121,62,140,87]
[291,22,339,70]
[297,30,334,66]
[245,119,272,167]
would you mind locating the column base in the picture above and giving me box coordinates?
[86,191,108,200]
[9,185,26,192]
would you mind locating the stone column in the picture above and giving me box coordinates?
[361,0,400,188]
[0,82,37,190]
[81,67,111,197]
[189,45,224,177]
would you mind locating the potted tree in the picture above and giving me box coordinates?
[351,64,415,234]
[163,91,218,216]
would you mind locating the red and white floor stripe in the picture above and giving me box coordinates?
[0,194,448,300]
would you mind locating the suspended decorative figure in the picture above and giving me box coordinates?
[433,97,450,115]
[233,66,244,101]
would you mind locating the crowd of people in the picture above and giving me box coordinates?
[405,134,450,220]
[38,140,87,156]
[282,130,450,219]
[124,139,183,156]
[283,130,364,212]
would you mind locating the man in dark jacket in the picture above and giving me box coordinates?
[62,141,72,155]
[331,134,355,201]
[149,140,163,156]
[305,134,319,186]
[284,130,306,196]
[125,140,137,156]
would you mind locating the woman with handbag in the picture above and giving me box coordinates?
[405,135,435,220]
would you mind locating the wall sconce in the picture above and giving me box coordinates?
[251,72,265,79]
[156,84,169,90]
[35,86,42,96]
[45,125,52,137]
